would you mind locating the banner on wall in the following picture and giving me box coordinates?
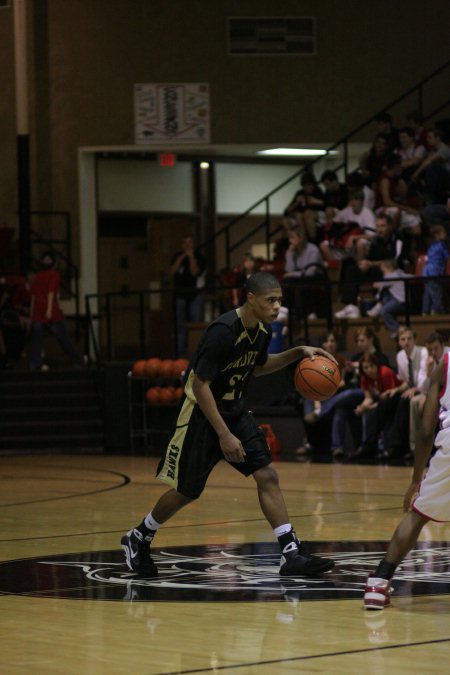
[134,83,210,144]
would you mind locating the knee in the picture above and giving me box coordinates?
[253,464,280,490]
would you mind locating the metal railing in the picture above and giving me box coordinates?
[201,59,450,270]
[84,273,450,363]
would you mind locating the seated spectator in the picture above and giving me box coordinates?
[422,196,450,233]
[410,331,450,455]
[378,326,428,461]
[283,226,326,319]
[320,190,376,264]
[231,252,259,307]
[369,259,414,339]
[321,170,348,223]
[421,224,449,314]
[302,327,391,460]
[411,127,450,205]
[335,213,408,319]
[405,110,430,150]
[297,330,349,459]
[375,153,422,235]
[375,111,399,152]
[346,171,376,211]
[359,133,389,188]
[351,353,403,461]
[284,171,325,242]
[396,126,426,182]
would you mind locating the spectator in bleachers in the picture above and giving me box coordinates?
[321,170,348,223]
[410,331,449,458]
[297,330,348,459]
[359,133,389,189]
[376,326,427,461]
[335,213,408,319]
[231,252,258,308]
[411,127,450,205]
[351,352,403,461]
[375,153,422,236]
[170,233,206,356]
[375,111,399,152]
[283,225,326,320]
[368,259,414,339]
[302,327,391,460]
[346,172,376,211]
[396,126,427,182]
[284,171,325,243]
[405,110,430,150]
[422,196,450,233]
[421,224,449,314]
[320,190,376,265]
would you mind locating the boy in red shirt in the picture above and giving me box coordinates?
[29,252,84,370]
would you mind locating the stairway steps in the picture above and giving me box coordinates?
[0,368,104,451]
[0,433,105,450]
[1,407,101,422]
[0,393,100,407]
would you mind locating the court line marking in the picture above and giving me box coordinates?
[0,467,130,508]
[154,637,450,674]
[0,506,401,543]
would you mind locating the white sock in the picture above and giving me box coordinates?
[274,523,293,538]
[144,512,161,531]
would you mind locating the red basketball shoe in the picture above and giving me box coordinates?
[364,575,392,610]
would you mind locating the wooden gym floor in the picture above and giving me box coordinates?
[1,453,449,674]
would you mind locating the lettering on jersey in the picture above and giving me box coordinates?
[166,444,180,480]
[222,350,259,372]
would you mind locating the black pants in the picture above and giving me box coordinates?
[364,392,410,455]
[340,260,381,306]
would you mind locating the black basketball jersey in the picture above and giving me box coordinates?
[184,308,271,412]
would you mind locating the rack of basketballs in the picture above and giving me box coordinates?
[131,357,189,406]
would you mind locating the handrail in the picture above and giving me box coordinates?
[205,59,450,267]
[84,273,450,363]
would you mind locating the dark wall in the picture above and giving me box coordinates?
[1,0,449,252]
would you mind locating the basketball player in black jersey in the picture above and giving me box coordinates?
[122,272,335,577]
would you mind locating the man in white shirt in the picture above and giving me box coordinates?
[379,326,427,461]
[410,331,450,454]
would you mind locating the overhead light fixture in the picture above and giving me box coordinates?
[256,148,338,157]
[200,161,210,169]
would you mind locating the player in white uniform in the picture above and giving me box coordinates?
[364,353,449,609]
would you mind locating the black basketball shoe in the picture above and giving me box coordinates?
[279,542,334,576]
[121,528,158,577]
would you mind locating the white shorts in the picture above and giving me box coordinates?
[413,446,450,522]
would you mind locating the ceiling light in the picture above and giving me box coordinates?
[256,148,338,157]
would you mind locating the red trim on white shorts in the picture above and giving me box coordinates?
[412,503,445,523]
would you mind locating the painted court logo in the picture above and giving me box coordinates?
[0,541,449,602]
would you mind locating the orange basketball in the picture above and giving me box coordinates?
[159,386,176,405]
[145,357,162,378]
[294,355,340,401]
[159,359,175,380]
[175,358,189,375]
[132,359,147,377]
[145,386,161,405]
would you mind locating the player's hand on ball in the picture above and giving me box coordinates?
[300,346,338,365]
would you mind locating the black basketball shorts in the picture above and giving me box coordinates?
[156,397,272,499]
